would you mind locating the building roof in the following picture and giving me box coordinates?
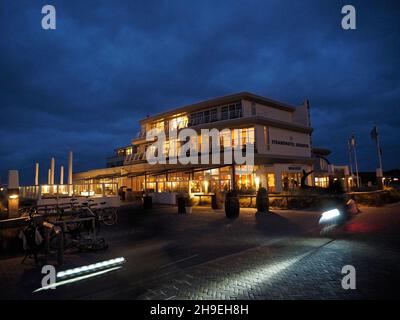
[140,92,299,124]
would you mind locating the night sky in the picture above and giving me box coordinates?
[0,0,399,185]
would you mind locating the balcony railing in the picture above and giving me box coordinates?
[124,152,146,165]
[136,130,147,138]
[123,144,256,166]
[106,155,126,167]
[19,183,119,200]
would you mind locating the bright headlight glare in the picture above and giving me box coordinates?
[319,208,341,223]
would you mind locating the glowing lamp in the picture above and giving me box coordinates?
[255,176,260,189]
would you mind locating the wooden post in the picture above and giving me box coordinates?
[144,172,147,195]
[231,164,236,191]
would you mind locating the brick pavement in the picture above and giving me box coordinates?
[135,235,400,300]
[1,203,399,299]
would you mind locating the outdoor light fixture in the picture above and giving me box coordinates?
[319,208,341,224]
[81,190,95,196]
[203,180,209,193]
[57,257,125,279]
[8,194,19,199]
[255,176,260,189]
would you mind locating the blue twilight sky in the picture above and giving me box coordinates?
[0,0,399,185]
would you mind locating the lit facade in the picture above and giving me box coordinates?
[74,92,325,195]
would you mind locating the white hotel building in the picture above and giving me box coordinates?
[73,92,331,196]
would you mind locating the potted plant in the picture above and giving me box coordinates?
[185,197,195,214]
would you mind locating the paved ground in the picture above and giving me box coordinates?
[1,202,399,300]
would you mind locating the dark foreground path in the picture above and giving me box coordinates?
[1,203,399,300]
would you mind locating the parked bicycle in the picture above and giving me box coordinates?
[19,206,43,265]
[82,198,118,226]
[47,199,110,252]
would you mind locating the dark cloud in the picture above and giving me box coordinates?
[0,0,399,184]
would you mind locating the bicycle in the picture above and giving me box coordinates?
[48,200,108,252]
[84,199,118,226]
[20,206,44,265]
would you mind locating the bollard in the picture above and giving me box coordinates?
[56,227,64,266]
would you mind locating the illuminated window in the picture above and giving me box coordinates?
[244,127,255,144]
[220,130,232,148]
[169,115,188,131]
[264,126,270,150]
[151,121,164,132]
[234,127,255,147]
[315,177,329,188]
[168,138,179,157]
[162,141,169,156]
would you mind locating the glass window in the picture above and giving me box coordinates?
[236,127,255,146]
[221,106,229,120]
[210,108,218,122]
[169,115,188,131]
[264,126,270,150]
[150,121,164,133]
[220,130,231,148]
[168,138,179,157]
[204,110,210,123]
[246,127,255,144]
[229,103,242,119]
[190,112,203,126]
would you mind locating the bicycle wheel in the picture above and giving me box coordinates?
[101,208,117,226]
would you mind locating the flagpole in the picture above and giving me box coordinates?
[376,134,383,173]
[353,138,360,188]
[348,139,354,184]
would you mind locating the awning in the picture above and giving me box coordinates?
[94,173,122,179]
[125,164,231,178]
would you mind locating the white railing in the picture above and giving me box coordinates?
[19,183,119,200]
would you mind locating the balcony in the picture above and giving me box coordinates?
[136,130,147,139]
[106,155,126,167]
[123,152,146,165]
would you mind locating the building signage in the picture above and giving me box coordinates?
[271,139,309,148]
